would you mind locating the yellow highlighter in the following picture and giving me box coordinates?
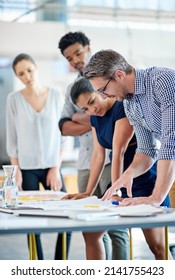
[84,205,100,209]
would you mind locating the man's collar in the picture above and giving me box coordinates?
[134,69,146,95]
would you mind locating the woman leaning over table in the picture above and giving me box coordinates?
[6,53,71,260]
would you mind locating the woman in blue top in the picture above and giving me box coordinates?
[65,77,171,260]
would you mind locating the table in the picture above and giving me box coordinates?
[1,211,175,234]
[1,210,175,260]
[1,189,175,260]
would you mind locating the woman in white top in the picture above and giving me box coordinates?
[6,53,71,259]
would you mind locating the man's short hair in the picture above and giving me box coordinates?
[58,31,90,54]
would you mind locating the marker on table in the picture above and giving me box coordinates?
[112,201,120,206]
[84,205,99,209]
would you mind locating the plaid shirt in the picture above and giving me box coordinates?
[124,67,175,161]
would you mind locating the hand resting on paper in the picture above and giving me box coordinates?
[118,196,158,207]
[111,194,123,203]
[61,192,90,200]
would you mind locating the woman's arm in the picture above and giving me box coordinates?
[85,128,106,196]
[10,157,22,190]
[6,96,22,190]
[63,127,105,199]
[47,166,62,191]
[47,137,66,191]
[111,117,134,184]
[102,117,134,201]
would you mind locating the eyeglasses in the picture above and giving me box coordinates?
[96,70,116,96]
[96,71,115,96]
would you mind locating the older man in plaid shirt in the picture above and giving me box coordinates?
[84,49,175,208]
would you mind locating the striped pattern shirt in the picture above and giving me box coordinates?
[123,67,175,161]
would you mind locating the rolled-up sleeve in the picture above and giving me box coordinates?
[123,98,158,161]
[156,71,175,160]
[158,99,175,160]
[133,122,158,160]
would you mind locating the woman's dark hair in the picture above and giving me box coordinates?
[70,77,94,105]
[58,31,90,54]
[12,53,36,73]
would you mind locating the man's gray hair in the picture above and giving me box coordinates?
[83,49,133,80]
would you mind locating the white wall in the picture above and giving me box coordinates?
[1,21,175,67]
[0,21,66,58]
[1,20,175,163]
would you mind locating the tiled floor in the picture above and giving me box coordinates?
[0,227,175,260]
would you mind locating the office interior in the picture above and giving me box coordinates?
[0,0,175,260]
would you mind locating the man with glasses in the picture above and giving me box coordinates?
[84,49,175,208]
[58,32,130,260]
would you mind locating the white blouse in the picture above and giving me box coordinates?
[6,88,64,169]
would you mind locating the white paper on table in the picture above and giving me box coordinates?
[19,195,108,211]
[14,203,173,221]
[107,204,173,216]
